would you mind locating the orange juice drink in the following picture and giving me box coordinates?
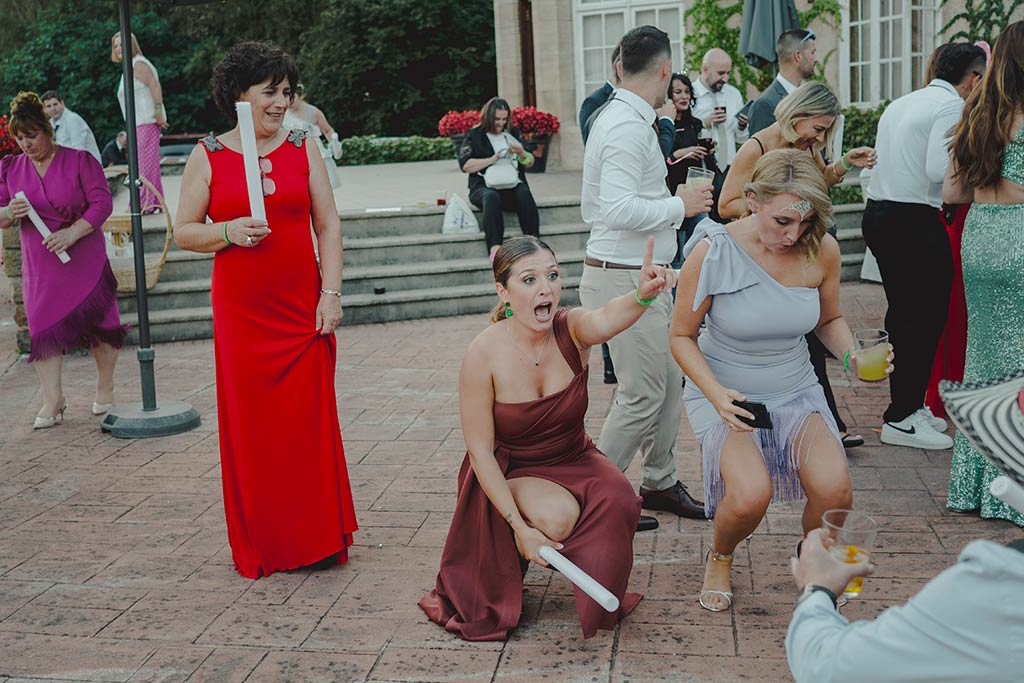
[830,544,869,596]
[857,343,889,382]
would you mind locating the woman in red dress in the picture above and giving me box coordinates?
[420,235,675,640]
[173,42,357,578]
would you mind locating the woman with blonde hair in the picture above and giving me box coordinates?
[0,92,125,427]
[718,81,877,449]
[942,22,1024,527]
[111,31,166,214]
[671,149,887,612]
[421,234,675,640]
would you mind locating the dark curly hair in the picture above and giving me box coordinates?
[210,41,300,123]
[8,91,52,138]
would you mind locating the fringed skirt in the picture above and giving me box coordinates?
[693,384,843,519]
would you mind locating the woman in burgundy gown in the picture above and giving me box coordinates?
[173,42,357,578]
[420,235,676,640]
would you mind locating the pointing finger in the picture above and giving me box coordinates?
[642,235,655,272]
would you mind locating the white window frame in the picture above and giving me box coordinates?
[840,0,940,107]
[572,0,687,110]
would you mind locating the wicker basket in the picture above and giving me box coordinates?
[102,175,172,293]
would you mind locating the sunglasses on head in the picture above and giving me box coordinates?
[798,30,817,47]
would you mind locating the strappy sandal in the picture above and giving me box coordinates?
[698,548,734,612]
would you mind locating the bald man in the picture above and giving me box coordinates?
[691,48,748,171]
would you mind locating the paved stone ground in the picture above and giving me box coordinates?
[0,281,1021,683]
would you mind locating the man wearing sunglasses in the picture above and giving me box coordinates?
[747,29,817,136]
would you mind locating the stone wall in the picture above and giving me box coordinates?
[2,224,29,354]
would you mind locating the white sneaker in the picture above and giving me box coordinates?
[881,413,954,450]
[914,406,948,432]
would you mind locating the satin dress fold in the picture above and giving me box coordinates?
[419,308,642,640]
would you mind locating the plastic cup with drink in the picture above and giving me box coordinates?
[854,329,890,382]
[686,166,715,191]
[821,509,878,599]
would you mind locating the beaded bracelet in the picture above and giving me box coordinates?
[635,290,657,306]
[320,288,342,298]
[221,221,231,244]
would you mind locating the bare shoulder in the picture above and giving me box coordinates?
[181,144,211,182]
[818,230,841,263]
[463,324,500,374]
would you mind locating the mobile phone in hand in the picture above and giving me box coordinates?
[733,400,772,429]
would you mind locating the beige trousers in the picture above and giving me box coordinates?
[578,264,683,491]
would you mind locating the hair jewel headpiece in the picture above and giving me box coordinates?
[783,198,813,219]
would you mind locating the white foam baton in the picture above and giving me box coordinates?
[15,191,70,264]
[990,475,1024,512]
[538,545,619,612]
[234,102,266,222]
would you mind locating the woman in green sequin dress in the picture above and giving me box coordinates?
[942,23,1024,526]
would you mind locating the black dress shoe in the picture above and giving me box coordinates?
[640,481,706,519]
[636,515,659,532]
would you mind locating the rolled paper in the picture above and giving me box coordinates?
[234,102,266,221]
[15,191,70,264]
[537,545,619,612]
[990,475,1024,512]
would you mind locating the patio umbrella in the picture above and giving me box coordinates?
[738,0,801,69]
[99,0,207,437]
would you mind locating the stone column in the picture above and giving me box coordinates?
[531,0,581,170]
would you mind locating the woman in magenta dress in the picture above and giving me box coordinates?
[420,235,675,640]
[173,42,357,578]
[0,91,125,429]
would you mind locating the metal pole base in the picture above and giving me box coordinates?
[100,401,201,439]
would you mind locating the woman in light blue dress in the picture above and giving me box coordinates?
[671,149,881,612]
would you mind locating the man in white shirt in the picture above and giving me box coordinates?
[860,43,986,451]
[579,26,713,529]
[785,371,1024,683]
[41,90,101,163]
[691,48,749,171]
[748,29,817,135]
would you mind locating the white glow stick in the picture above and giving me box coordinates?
[990,475,1024,512]
[15,191,70,264]
[234,102,266,221]
[538,546,619,612]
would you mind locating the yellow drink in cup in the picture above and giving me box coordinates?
[821,509,877,600]
[830,544,869,596]
[854,329,889,382]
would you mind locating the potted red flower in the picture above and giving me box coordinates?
[0,115,22,161]
[438,110,481,161]
[511,107,560,173]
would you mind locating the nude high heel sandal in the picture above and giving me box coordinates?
[34,402,67,430]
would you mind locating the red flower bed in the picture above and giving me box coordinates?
[0,115,22,160]
[512,107,560,137]
[437,110,480,137]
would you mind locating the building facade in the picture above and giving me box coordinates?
[494,0,1020,170]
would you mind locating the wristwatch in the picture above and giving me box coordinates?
[796,584,838,609]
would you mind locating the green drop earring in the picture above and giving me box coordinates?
[505,302,513,318]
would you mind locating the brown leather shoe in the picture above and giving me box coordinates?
[640,481,706,519]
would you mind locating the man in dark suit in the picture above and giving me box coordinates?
[579,43,621,144]
[747,29,817,135]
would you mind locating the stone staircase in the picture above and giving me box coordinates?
[119,200,868,344]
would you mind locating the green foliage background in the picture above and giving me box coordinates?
[0,0,497,145]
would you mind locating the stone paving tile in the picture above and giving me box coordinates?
[1,285,1023,682]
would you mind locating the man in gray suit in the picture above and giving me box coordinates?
[747,29,817,135]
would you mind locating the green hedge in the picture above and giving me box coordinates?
[830,184,863,205]
[842,102,887,149]
[338,136,452,166]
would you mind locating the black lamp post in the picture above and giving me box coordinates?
[100,0,202,437]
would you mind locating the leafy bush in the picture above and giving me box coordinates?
[0,0,206,146]
[299,0,496,137]
[511,107,560,137]
[438,110,480,136]
[830,184,863,205]
[842,102,887,149]
[338,135,451,166]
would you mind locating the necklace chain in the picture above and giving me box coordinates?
[505,323,552,367]
[33,144,58,167]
